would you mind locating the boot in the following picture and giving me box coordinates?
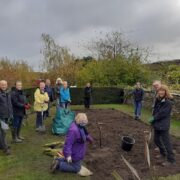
[11,128,16,142]
[12,128,22,143]
[4,148,11,155]
[17,127,24,140]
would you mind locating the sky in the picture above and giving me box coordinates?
[1,0,180,70]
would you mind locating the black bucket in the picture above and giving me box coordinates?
[121,136,135,152]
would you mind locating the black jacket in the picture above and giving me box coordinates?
[84,87,92,98]
[132,88,144,102]
[0,89,13,119]
[11,89,27,117]
[55,84,61,99]
[152,98,172,131]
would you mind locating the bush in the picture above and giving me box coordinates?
[24,87,124,105]
[70,87,124,105]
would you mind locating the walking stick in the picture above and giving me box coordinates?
[39,104,46,133]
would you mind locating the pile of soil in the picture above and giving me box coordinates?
[76,109,180,180]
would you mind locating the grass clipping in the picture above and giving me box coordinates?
[111,170,123,180]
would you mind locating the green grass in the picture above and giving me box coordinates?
[0,104,179,180]
[0,108,89,180]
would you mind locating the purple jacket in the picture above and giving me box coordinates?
[63,122,93,162]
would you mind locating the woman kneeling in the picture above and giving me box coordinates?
[50,113,93,173]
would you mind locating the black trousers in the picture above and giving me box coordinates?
[154,130,175,162]
[84,97,91,109]
[45,102,50,117]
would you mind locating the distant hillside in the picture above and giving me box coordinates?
[150,59,180,66]
[147,59,180,71]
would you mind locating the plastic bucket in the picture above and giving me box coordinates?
[121,136,135,152]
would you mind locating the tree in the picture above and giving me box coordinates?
[0,57,37,88]
[167,65,180,85]
[84,31,149,62]
[76,56,152,87]
[41,33,74,72]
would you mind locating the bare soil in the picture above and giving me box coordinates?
[76,109,180,180]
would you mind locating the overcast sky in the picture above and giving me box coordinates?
[1,0,180,70]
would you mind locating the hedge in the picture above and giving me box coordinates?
[24,87,124,105]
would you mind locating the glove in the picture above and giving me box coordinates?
[24,104,31,110]
[7,116,13,126]
[87,134,94,144]
[148,117,154,124]
[67,156,72,163]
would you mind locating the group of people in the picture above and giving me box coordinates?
[0,80,30,155]
[0,78,91,152]
[33,78,93,173]
[0,77,176,176]
[132,80,176,166]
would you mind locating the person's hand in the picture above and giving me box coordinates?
[8,116,13,126]
[67,156,72,163]
[24,104,31,110]
[87,135,94,144]
[148,117,154,124]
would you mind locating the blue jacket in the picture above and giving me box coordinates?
[60,87,71,103]
[132,88,144,102]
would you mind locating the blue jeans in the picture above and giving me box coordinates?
[57,158,81,173]
[13,116,23,129]
[36,112,46,128]
[134,101,142,117]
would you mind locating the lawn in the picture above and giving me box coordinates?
[0,107,89,180]
[0,104,179,180]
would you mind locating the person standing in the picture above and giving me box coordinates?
[55,78,63,107]
[11,81,30,143]
[132,82,144,120]
[84,83,92,109]
[44,79,54,117]
[149,85,176,166]
[0,80,13,155]
[59,81,71,109]
[34,81,49,131]
[152,80,162,110]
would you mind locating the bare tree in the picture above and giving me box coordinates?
[84,31,150,62]
[41,33,73,72]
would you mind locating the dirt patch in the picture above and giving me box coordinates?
[75,109,180,180]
